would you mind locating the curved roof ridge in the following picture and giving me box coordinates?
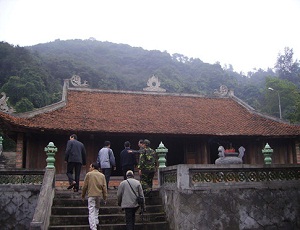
[229,93,290,125]
[68,85,209,98]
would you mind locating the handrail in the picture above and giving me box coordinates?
[159,164,300,190]
[0,169,44,184]
[30,168,56,230]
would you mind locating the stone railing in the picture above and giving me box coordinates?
[158,164,300,230]
[30,142,57,229]
[0,169,44,184]
[159,164,300,190]
[0,141,57,229]
[30,168,56,230]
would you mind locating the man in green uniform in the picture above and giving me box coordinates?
[137,139,157,196]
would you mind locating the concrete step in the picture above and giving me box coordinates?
[48,186,170,229]
[51,204,164,215]
[48,222,169,230]
[50,212,167,225]
[55,175,159,190]
[53,190,161,206]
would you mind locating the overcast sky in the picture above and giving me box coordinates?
[0,0,299,73]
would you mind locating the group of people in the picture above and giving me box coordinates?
[64,134,158,230]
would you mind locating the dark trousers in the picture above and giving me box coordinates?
[122,165,135,180]
[125,207,138,230]
[66,162,82,190]
[102,168,112,188]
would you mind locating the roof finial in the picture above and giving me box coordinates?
[0,92,15,114]
[143,75,166,92]
[70,75,89,87]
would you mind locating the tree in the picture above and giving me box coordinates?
[0,68,51,110]
[263,77,300,122]
[15,98,34,113]
[289,96,300,124]
[275,47,300,86]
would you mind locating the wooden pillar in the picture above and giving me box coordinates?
[287,142,294,164]
[15,133,24,168]
[296,141,300,164]
[200,142,209,164]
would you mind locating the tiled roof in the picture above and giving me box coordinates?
[1,89,300,136]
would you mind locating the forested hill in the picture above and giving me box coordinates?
[1,39,300,123]
[28,39,244,94]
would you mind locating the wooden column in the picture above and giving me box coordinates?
[15,133,24,168]
[200,142,209,164]
[296,141,300,164]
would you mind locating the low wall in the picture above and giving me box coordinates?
[159,164,300,230]
[0,184,41,230]
[0,169,44,230]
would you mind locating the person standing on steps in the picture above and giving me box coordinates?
[137,139,158,197]
[64,134,86,192]
[120,141,137,180]
[97,140,116,189]
[128,139,145,171]
[82,162,107,230]
[117,170,145,230]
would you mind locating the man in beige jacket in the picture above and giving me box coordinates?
[82,162,107,230]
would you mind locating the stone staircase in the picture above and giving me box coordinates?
[0,152,16,169]
[48,187,170,230]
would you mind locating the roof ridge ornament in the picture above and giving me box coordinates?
[143,75,166,92]
[0,92,15,114]
[214,85,229,97]
[70,75,89,87]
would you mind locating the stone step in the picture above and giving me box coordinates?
[49,185,170,229]
[50,212,167,225]
[51,204,164,215]
[52,196,161,207]
[55,175,159,189]
[48,221,169,230]
[54,188,160,198]
[53,189,161,207]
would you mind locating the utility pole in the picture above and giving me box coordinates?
[268,87,282,119]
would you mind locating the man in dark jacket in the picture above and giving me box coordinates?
[65,134,86,192]
[120,141,137,180]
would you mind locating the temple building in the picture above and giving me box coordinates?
[0,75,299,176]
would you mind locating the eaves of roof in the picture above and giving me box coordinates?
[1,87,300,137]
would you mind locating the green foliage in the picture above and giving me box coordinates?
[0,42,60,112]
[0,42,34,86]
[263,77,300,121]
[275,47,300,86]
[289,98,300,124]
[15,97,34,113]
[0,68,51,109]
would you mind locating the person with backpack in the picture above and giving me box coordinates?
[137,139,157,196]
[117,170,145,230]
[97,141,116,189]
